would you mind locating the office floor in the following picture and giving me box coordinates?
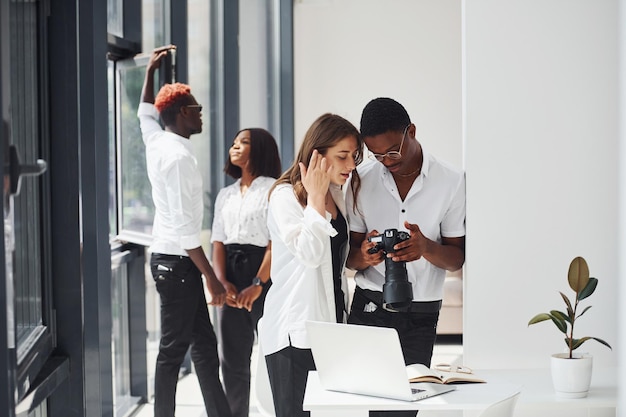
[129,336,463,417]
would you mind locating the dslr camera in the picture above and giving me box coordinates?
[367,228,413,312]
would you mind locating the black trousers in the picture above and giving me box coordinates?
[217,244,269,417]
[348,287,440,417]
[150,253,232,417]
[265,345,316,417]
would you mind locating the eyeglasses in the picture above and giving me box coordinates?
[434,363,473,374]
[370,124,410,162]
[184,104,203,112]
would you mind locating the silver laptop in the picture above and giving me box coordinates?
[305,321,456,402]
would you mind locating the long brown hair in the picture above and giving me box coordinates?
[270,113,363,208]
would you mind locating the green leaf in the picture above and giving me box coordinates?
[563,337,574,356]
[576,305,592,319]
[551,310,571,324]
[570,337,588,350]
[568,256,590,293]
[528,313,551,325]
[578,277,598,301]
[549,315,568,334]
[590,337,612,350]
[559,292,574,319]
[571,336,612,351]
[528,313,567,333]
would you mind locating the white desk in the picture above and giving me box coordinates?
[483,368,617,417]
[303,368,617,417]
[303,371,522,417]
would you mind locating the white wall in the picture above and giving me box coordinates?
[463,0,619,369]
[293,0,620,371]
[293,0,463,168]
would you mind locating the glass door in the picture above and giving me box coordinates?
[1,1,54,415]
[9,0,53,392]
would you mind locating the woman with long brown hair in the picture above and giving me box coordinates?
[259,113,363,417]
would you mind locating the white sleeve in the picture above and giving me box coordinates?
[137,102,163,145]
[268,185,337,268]
[441,173,466,238]
[210,188,227,243]
[345,182,367,234]
[163,155,202,250]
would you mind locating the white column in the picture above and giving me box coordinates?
[463,0,619,369]
[617,0,626,413]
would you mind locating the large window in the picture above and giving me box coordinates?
[11,1,45,351]
[142,0,168,52]
[112,57,155,243]
[106,2,166,414]
[108,0,171,244]
[106,1,179,413]
[187,0,215,230]
[107,0,123,37]
[9,0,52,387]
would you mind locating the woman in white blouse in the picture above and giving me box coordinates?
[260,113,363,417]
[210,128,281,417]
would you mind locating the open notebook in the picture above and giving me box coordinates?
[305,321,456,402]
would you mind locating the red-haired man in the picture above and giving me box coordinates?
[137,46,233,417]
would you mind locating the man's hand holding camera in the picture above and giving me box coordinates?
[387,221,432,263]
[363,227,415,311]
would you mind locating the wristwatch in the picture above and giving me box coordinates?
[252,276,265,288]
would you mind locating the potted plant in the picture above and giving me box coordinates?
[528,256,612,398]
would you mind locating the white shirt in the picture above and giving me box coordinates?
[137,102,203,256]
[259,183,350,356]
[346,149,466,301]
[210,176,274,247]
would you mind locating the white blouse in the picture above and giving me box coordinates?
[210,176,275,247]
[259,183,350,356]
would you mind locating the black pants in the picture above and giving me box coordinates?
[151,253,232,417]
[217,244,269,417]
[265,345,316,417]
[348,287,440,417]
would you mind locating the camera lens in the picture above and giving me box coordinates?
[382,257,413,312]
[377,229,413,312]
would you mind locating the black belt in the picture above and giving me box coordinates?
[152,253,187,260]
[356,287,442,313]
[225,244,266,264]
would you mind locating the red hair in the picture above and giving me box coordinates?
[154,82,192,113]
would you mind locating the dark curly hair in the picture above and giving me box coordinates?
[154,82,195,126]
[360,97,411,138]
[224,128,282,179]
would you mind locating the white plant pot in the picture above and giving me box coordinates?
[550,352,593,398]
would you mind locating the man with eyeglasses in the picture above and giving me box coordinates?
[137,46,233,417]
[346,97,466,417]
